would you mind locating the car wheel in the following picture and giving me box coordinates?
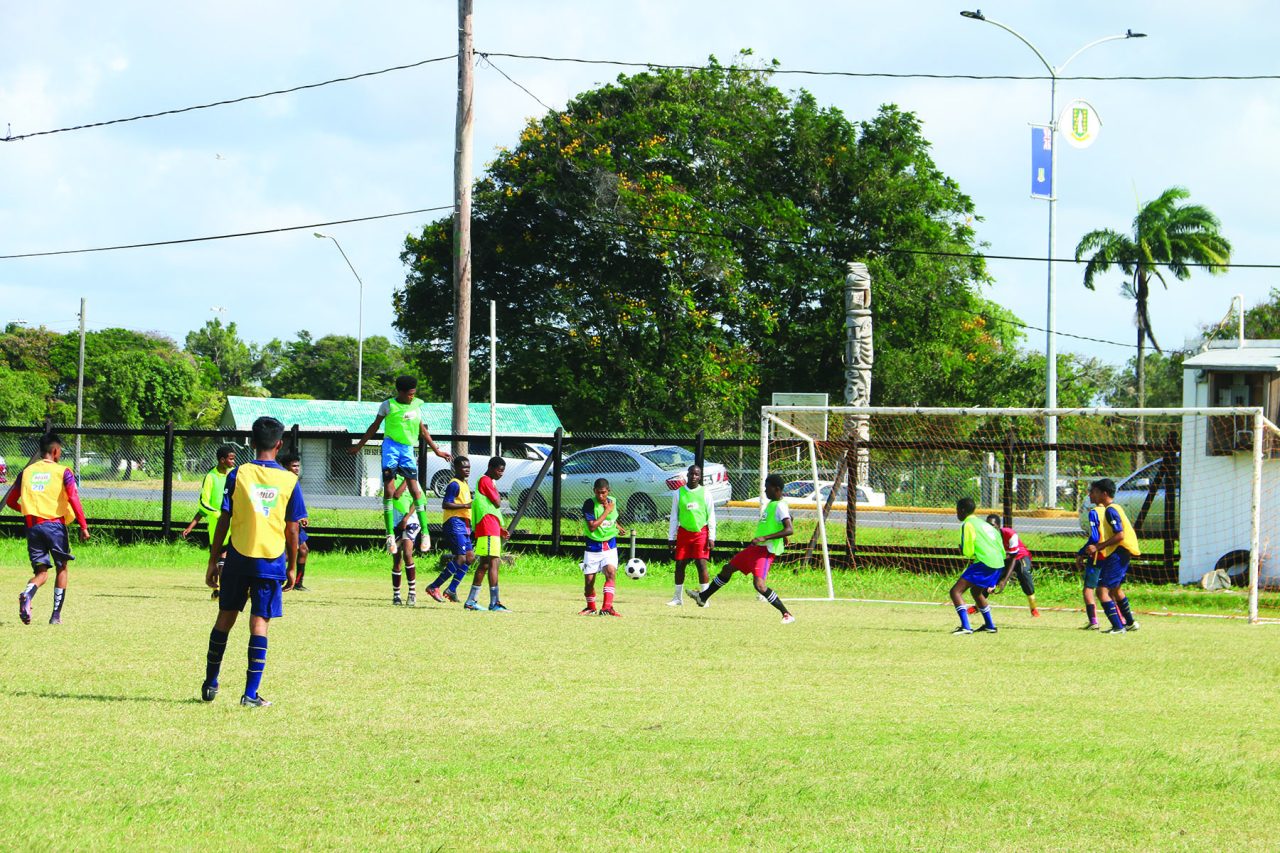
[625,493,658,523]
[430,470,452,498]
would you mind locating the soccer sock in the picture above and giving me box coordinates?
[52,587,65,615]
[1117,596,1135,626]
[584,594,597,611]
[763,587,788,615]
[1086,603,1098,624]
[406,564,416,597]
[205,628,228,687]
[603,584,615,611]
[448,564,467,593]
[392,568,402,592]
[1102,600,1124,630]
[295,561,306,586]
[980,606,995,629]
[702,576,727,600]
[382,500,395,536]
[700,582,710,592]
[672,583,683,601]
[466,584,481,606]
[489,584,500,608]
[244,635,268,699]
[22,582,37,601]
[430,564,453,590]
[956,605,972,631]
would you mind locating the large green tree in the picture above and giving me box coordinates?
[1074,186,1232,410]
[185,318,255,391]
[265,332,407,401]
[396,58,1037,432]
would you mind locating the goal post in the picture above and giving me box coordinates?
[762,404,1279,623]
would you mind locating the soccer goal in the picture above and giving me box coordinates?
[761,405,1280,623]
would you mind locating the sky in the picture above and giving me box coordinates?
[2,0,1277,376]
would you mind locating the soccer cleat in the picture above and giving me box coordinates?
[952,626,973,635]
[442,589,460,603]
[392,594,403,606]
[406,594,416,607]
[489,602,511,613]
[239,694,272,707]
[1081,622,1099,631]
[425,587,446,603]
[579,607,598,616]
[1127,621,1141,632]
[687,588,706,608]
[598,607,622,617]
[201,682,219,702]
[1104,626,1127,635]
[415,531,429,552]
[974,624,997,634]
[781,613,796,625]
[385,534,397,554]
[1031,608,1041,617]
[48,613,61,626]
[18,593,31,626]
[966,606,978,615]
[464,600,485,612]
[666,597,683,607]
[293,584,309,592]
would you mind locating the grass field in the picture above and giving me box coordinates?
[2,541,1279,850]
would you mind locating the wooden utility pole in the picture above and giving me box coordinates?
[451,0,475,454]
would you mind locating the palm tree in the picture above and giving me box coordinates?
[1075,186,1232,414]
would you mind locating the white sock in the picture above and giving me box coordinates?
[673,584,683,600]
[700,582,710,592]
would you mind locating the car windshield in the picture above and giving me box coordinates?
[782,482,812,498]
[640,447,695,472]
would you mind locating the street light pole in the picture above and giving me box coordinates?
[960,10,1145,506]
[314,232,365,402]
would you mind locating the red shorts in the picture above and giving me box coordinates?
[728,545,775,579]
[673,527,710,561]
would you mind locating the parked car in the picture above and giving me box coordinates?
[507,444,731,522]
[422,441,551,498]
[782,479,887,507]
[0,455,6,485]
[1077,457,1180,535]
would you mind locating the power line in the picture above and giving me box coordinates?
[483,51,1280,82]
[0,206,452,259]
[0,54,457,143]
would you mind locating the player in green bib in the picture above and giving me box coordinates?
[666,464,716,606]
[348,375,450,554]
[181,444,238,599]
[949,497,1006,635]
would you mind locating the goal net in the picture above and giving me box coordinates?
[761,406,1280,623]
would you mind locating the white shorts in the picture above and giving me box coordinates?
[397,518,424,547]
[582,548,618,575]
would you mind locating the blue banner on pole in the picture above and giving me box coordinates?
[1031,126,1053,198]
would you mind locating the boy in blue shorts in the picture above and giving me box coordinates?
[348,375,450,554]
[948,497,1004,635]
[1081,478,1141,634]
[200,416,307,708]
[426,457,474,603]
[279,452,311,591]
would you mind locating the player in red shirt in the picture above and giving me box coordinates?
[983,514,1039,617]
[464,458,510,612]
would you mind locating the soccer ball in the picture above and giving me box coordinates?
[625,558,647,580]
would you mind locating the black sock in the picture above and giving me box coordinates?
[205,628,228,686]
[52,587,66,615]
[702,575,727,600]
[763,587,788,615]
[295,562,306,585]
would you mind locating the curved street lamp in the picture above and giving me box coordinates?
[960,10,1145,506]
[314,232,365,402]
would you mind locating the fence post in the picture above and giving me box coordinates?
[43,416,53,434]
[846,434,857,567]
[290,423,300,454]
[1162,431,1178,577]
[1002,429,1015,527]
[161,421,176,539]
[550,427,564,556]
[695,429,705,472]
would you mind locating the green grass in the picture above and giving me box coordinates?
[2,542,1279,850]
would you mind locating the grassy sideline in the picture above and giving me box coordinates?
[2,541,1279,850]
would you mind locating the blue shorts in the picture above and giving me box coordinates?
[219,556,284,619]
[26,521,74,570]
[443,518,473,555]
[298,527,309,544]
[381,439,418,481]
[1098,550,1132,588]
[960,563,1002,589]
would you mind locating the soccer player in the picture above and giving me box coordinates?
[1081,478,1141,635]
[948,497,1005,635]
[279,451,311,591]
[666,464,715,607]
[688,474,795,624]
[581,478,629,616]
[200,416,306,708]
[6,433,90,625]
[426,456,474,604]
[984,514,1040,617]
[347,374,450,554]
[464,457,510,612]
[181,444,237,598]
[388,475,420,606]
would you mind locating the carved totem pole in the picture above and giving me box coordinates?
[844,262,873,485]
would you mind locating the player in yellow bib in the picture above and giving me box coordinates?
[1081,478,1141,634]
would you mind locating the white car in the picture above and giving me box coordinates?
[421,441,551,498]
[782,479,887,507]
[0,454,6,485]
[508,444,731,522]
